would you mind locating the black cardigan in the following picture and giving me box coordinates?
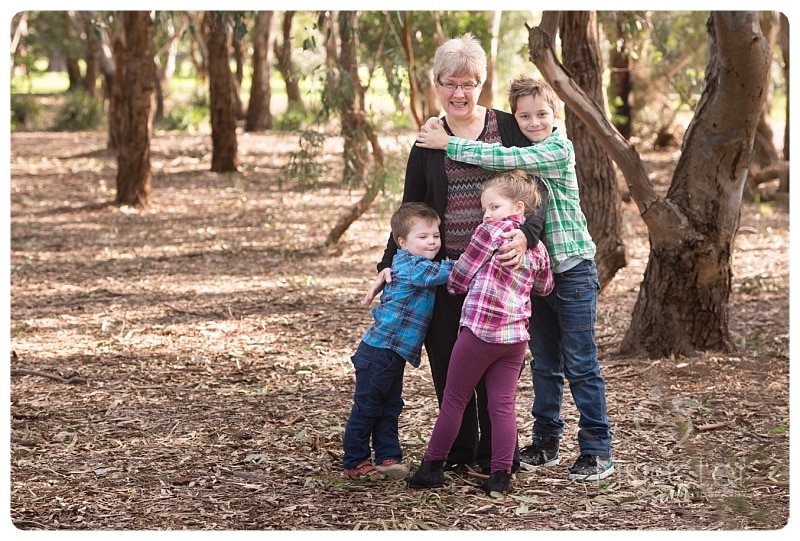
[378,109,548,272]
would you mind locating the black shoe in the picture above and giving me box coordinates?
[406,460,445,488]
[443,461,480,475]
[568,454,614,481]
[482,470,512,495]
[519,434,560,471]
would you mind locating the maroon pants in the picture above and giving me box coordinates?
[424,328,526,473]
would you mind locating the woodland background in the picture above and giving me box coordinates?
[7,9,792,534]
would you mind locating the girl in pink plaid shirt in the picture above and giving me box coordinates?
[407,169,554,495]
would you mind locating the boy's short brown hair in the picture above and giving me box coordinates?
[390,202,440,245]
[508,75,559,115]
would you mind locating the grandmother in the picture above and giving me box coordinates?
[363,33,546,473]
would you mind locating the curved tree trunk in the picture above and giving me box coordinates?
[324,11,385,246]
[114,11,155,209]
[528,11,770,358]
[337,11,369,185]
[621,12,772,357]
[203,11,238,173]
[246,11,276,132]
[559,12,628,290]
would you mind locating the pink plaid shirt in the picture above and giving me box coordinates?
[447,215,554,344]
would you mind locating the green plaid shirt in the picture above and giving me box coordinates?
[446,127,595,272]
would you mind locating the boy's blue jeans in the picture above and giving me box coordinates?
[527,259,612,456]
[342,341,406,469]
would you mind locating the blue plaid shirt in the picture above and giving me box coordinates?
[362,250,454,367]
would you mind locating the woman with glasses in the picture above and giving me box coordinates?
[363,33,547,477]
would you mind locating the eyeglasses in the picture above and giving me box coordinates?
[437,80,480,92]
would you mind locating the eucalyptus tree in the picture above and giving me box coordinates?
[529,11,773,358]
[559,11,627,289]
[113,11,156,208]
[201,11,239,173]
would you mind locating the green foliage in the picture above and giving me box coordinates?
[283,130,329,190]
[157,92,211,132]
[274,103,318,132]
[10,94,42,131]
[51,90,104,131]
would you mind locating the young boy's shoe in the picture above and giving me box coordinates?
[519,434,560,470]
[344,460,385,479]
[374,459,409,479]
[568,454,614,481]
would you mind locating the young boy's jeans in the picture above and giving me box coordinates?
[342,341,406,469]
[527,259,612,456]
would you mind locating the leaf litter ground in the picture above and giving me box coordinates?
[9,131,790,533]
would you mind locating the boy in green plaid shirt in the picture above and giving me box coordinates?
[416,75,614,481]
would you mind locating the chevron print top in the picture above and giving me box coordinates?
[443,109,502,260]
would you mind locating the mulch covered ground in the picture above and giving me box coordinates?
[8,131,790,533]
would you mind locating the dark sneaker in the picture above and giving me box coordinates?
[519,434,560,470]
[482,470,512,495]
[568,454,614,481]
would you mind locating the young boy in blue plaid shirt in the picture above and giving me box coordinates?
[343,202,454,480]
[416,75,614,481]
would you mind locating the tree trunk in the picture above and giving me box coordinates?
[324,11,385,246]
[401,13,424,127]
[608,17,633,140]
[106,22,124,151]
[750,12,780,171]
[274,11,304,111]
[203,11,238,173]
[114,11,155,209]
[337,11,369,185]
[478,10,500,109]
[621,12,772,357]
[528,11,771,358]
[778,12,789,194]
[79,12,101,98]
[231,34,246,120]
[246,11,276,132]
[559,12,628,290]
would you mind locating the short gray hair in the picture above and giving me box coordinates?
[432,33,487,85]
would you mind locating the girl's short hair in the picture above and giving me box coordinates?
[433,33,487,86]
[483,169,543,216]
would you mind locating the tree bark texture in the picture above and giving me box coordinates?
[338,11,370,185]
[559,12,628,290]
[246,11,276,132]
[274,11,304,110]
[608,17,633,140]
[778,12,789,194]
[114,11,155,209]
[621,12,772,357]
[325,11,384,246]
[529,11,770,358]
[203,12,238,173]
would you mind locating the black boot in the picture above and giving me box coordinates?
[406,460,445,488]
[482,470,512,495]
